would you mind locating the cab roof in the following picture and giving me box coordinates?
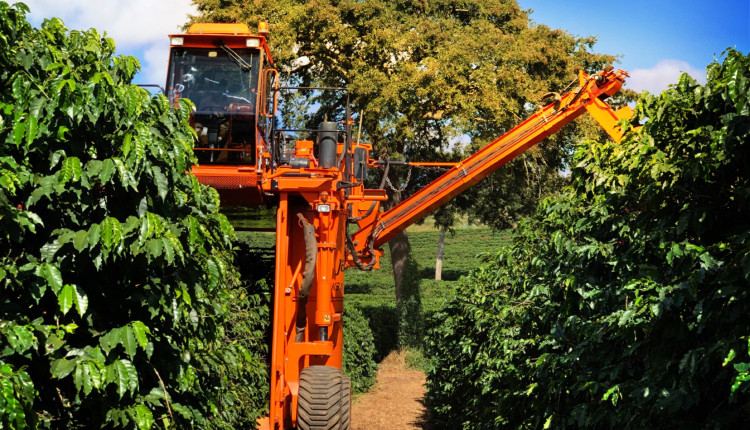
[170,23,273,63]
[187,23,252,35]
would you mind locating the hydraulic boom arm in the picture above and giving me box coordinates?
[353,68,633,250]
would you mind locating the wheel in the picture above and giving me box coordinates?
[297,366,348,430]
[340,375,351,430]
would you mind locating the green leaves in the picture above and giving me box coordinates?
[109,359,138,399]
[100,216,122,251]
[725,339,750,394]
[53,353,139,400]
[342,306,378,394]
[74,360,104,396]
[0,3,252,428]
[2,323,37,355]
[57,284,88,316]
[131,404,155,430]
[50,357,76,380]
[0,363,34,429]
[205,256,222,289]
[151,166,168,201]
[99,323,151,360]
[57,156,82,184]
[427,50,750,429]
[35,262,62,294]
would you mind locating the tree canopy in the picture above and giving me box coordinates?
[189,0,621,228]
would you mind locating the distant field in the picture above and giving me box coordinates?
[345,224,511,313]
[232,213,512,314]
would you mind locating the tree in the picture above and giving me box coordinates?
[189,0,616,304]
[0,3,267,428]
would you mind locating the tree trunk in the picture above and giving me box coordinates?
[385,168,410,301]
[435,225,446,280]
[389,230,410,301]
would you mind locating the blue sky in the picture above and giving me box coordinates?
[518,0,749,92]
[22,0,750,94]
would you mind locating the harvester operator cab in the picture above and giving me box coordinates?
[166,23,270,166]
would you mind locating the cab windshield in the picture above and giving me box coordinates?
[166,46,261,164]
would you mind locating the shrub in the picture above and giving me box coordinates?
[0,3,266,428]
[342,306,378,394]
[211,275,269,427]
[397,258,424,350]
[357,305,398,361]
[426,49,750,429]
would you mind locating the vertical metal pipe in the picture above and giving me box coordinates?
[269,195,289,427]
[315,211,334,342]
[319,122,338,168]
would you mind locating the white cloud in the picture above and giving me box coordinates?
[24,0,197,85]
[626,59,707,94]
[141,43,171,87]
[24,0,196,48]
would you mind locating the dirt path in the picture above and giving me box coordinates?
[351,351,428,430]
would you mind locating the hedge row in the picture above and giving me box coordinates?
[0,4,267,428]
[426,50,750,429]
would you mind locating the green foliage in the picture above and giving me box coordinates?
[397,258,424,350]
[425,49,750,429]
[404,348,432,374]
[342,306,378,395]
[346,225,511,305]
[346,224,510,367]
[724,338,750,394]
[345,225,511,360]
[0,3,266,428]
[212,276,270,426]
[354,304,398,362]
[219,240,274,424]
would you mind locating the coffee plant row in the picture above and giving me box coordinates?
[0,3,270,428]
[426,49,750,428]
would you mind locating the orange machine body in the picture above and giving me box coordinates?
[167,23,273,206]
[166,23,633,430]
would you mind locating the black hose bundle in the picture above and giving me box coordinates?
[295,213,317,342]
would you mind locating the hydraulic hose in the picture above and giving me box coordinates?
[295,213,317,342]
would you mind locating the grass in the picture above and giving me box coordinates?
[345,218,511,314]
[223,206,276,230]
[234,224,510,313]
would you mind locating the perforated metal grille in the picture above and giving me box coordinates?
[197,174,258,190]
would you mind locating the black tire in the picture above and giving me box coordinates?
[297,366,344,430]
[340,375,351,430]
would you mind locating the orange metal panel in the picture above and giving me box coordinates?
[186,23,252,35]
[191,165,263,205]
[168,33,273,61]
[266,188,348,429]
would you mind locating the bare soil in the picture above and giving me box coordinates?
[351,351,429,430]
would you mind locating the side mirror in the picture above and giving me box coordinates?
[262,68,279,118]
[353,147,368,180]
